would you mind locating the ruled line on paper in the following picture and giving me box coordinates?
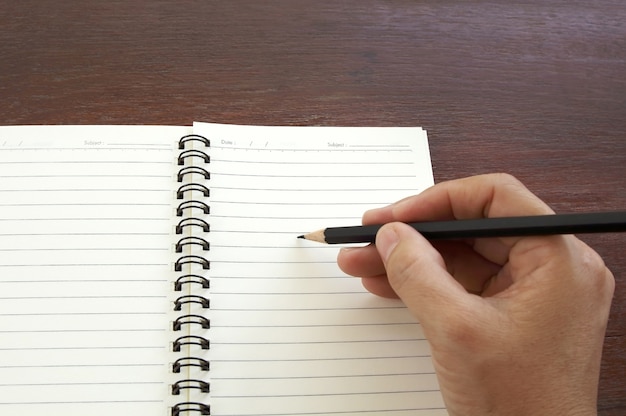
[211,200,390,205]
[0,329,167,333]
[0,160,171,164]
[0,248,169,252]
[0,364,163,368]
[0,232,169,236]
[0,381,163,386]
[1,174,171,178]
[212,355,431,362]
[0,296,167,300]
[0,189,171,192]
[348,144,412,148]
[0,263,169,267]
[0,218,169,221]
[107,143,173,147]
[0,311,166,316]
[0,400,164,405]
[210,213,358,219]
[211,306,410,312]
[212,158,414,164]
[208,274,348,280]
[211,147,412,152]
[213,172,414,178]
[211,389,439,398]
[198,409,445,416]
[0,145,171,150]
[206,230,313,236]
[211,186,418,192]
[210,258,336,263]
[211,245,337,250]
[211,338,424,345]
[0,203,170,207]
[0,346,166,351]
[195,371,436,380]
[0,279,167,285]
[209,322,418,328]
[210,291,365,296]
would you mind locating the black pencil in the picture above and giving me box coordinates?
[297,211,626,244]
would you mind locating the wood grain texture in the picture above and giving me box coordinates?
[1,1,624,413]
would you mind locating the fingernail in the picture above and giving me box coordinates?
[339,247,358,254]
[362,206,385,220]
[376,224,400,263]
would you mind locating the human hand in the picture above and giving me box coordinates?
[337,173,614,416]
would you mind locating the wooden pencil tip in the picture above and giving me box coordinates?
[298,229,327,244]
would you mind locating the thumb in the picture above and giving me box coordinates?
[375,222,471,328]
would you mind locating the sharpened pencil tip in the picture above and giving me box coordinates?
[297,229,327,244]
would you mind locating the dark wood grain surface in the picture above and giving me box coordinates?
[1,1,624,413]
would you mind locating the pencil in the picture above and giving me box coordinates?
[297,211,626,244]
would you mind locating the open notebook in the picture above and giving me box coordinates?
[0,122,446,416]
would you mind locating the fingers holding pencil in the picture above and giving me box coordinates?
[363,173,554,260]
[337,173,537,297]
[335,173,624,298]
[364,173,553,222]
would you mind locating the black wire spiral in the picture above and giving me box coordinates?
[172,134,211,415]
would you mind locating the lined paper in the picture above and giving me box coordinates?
[0,126,187,416]
[0,123,446,415]
[193,122,446,415]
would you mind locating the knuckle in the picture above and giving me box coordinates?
[491,172,521,185]
[577,241,615,298]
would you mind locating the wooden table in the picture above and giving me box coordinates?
[1,1,624,413]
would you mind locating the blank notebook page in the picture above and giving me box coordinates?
[193,122,446,415]
[0,125,188,415]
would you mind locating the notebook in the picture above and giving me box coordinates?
[0,122,445,416]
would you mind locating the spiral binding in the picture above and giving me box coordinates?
[172,357,210,373]
[174,295,210,311]
[176,201,210,217]
[172,134,211,415]
[175,236,210,253]
[174,275,210,291]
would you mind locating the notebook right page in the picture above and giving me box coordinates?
[195,122,446,415]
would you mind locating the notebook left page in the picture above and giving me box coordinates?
[0,125,188,416]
